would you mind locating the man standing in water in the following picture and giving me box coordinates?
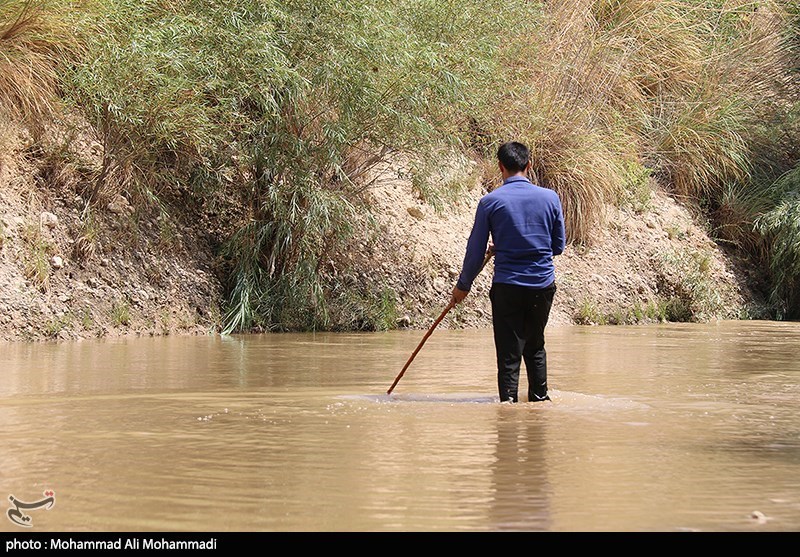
[451,142,566,403]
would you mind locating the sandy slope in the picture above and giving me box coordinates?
[357,157,758,330]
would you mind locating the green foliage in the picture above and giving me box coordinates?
[326,283,399,332]
[67,0,290,201]
[620,161,653,213]
[20,222,52,290]
[663,297,693,322]
[110,299,130,326]
[575,299,607,325]
[639,300,668,322]
[44,312,71,338]
[576,298,675,326]
[408,153,477,213]
[73,209,99,261]
[710,181,773,256]
[80,307,93,330]
[755,166,800,318]
[714,100,800,319]
[631,301,645,322]
[221,183,362,332]
[62,0,514,333]
[658,247,732,321]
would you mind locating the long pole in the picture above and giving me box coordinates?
[386,252,493,395]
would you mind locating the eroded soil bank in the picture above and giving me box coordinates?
[0,126,763,342]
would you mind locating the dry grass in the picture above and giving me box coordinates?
[0,1,81,127]
[483,0,793,244]
[487,0,653,242]
[20,221,53,291]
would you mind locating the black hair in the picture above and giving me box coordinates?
[497,141,530,173]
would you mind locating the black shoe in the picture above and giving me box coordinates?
[529,394,551,402]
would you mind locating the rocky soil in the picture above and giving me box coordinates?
[0,124,223,342]
[349,156,761,331]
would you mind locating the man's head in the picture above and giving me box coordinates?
[497,141,530,176]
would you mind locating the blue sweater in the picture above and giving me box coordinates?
[456,176,566,291]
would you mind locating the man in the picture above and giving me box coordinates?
[451,141,566,403]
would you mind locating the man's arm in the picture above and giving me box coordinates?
[552,197,566,256]
[451,200,490,305]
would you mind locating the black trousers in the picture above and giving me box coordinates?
[490,282,557,403]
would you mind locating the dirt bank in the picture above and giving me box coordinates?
[0,123,764,342]
[347,156,762,332]
[0,123,223,342]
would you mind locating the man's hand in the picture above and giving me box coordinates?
[450,285,469,306]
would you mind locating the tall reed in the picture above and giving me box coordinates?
[755,167,800,318]
[481,0,794,244]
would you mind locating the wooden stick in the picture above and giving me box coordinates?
[386,252,493,395]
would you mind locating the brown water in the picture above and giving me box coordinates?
[1,320,799,532]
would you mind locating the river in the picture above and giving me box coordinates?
[1,320,799,531]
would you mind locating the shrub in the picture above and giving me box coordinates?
[755,166,800,318]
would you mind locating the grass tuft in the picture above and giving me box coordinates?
[110,299,130,326]
[0,0,83,126]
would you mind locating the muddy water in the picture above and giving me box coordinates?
[1,321,799,532]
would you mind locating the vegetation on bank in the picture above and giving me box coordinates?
[1,0,798,331]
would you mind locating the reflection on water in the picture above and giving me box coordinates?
[489,405,551,531]
[1,321,799,531]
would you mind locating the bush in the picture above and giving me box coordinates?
[64,0,521,332]
[478,0,794,244]
[755,166,800,318]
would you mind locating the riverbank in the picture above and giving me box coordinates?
[344,156,763,331]
[0,121,765,342]
[1,1,796,340]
